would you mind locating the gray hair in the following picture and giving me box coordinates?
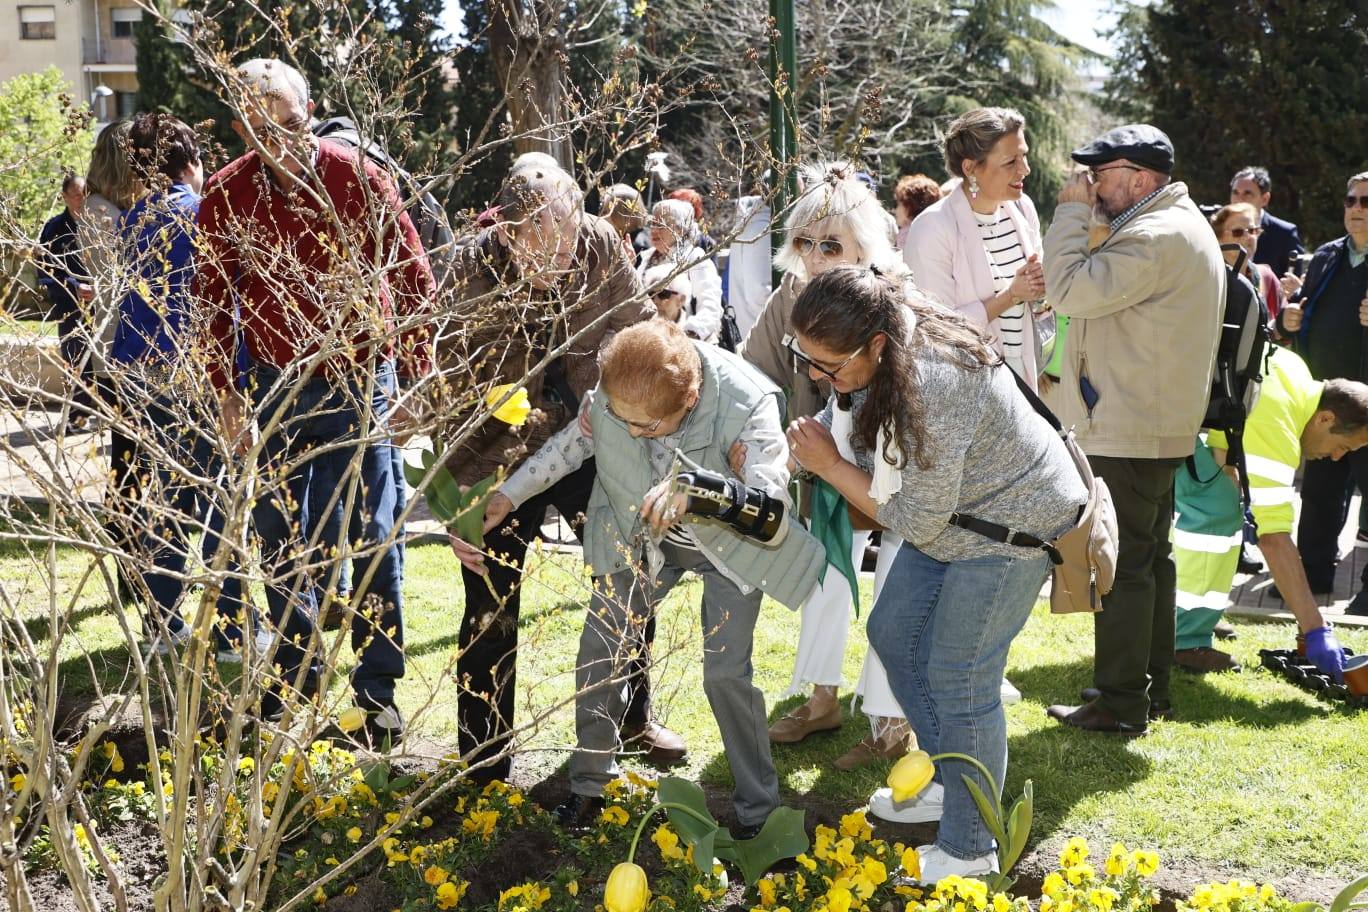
[498,166,583,226]
[1349,171,1368,191]
[512,152,560,173]
[651,199,697,256]
[942,107,1026,179]
[236,58,310,114]
[773,161,904,281]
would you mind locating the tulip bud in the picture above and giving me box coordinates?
[887,750,935,802]
[604,862,649,912]
[337,707,367,733]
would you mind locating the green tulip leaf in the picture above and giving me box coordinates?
[690,829,717,877]
[722,806,809,886]
[453,472,499,547]
[1003,780,1033,873]
[1294,903,1327,912]
[657,777,719,849]
[1331,876,1368,912]
[961,773,1008,850]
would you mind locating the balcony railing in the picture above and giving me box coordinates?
[82,37,137,66]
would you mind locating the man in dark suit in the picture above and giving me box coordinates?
[1231,166,1305,277]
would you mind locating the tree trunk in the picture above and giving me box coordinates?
[487,0,571,168]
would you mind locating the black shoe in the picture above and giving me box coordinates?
[1347,589,1368,617]
[1046,701,1148,737]
[553,794,606,830]
[1079,688,1171,722]
[1237,546,1263,575]
[734,819,765,841]
[1213,620,1238,640]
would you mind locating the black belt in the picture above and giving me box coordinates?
[947,511,1062,565]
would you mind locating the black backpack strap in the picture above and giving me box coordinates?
[947,511,1063,565]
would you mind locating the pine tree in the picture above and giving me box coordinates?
[1104,0,1368,245]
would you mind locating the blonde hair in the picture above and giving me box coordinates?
[774,160,904,281]
[600,320,701,417]
[85,121,140,211]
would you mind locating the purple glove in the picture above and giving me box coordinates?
[1304,626,1347,682]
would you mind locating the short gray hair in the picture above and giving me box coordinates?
[1348,171,1368,191]
[942,107,1026,179]
[497,166,583,226]
[236,58,310,114]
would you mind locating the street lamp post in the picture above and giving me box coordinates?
[90,84,114,124]
[768,0,797,277]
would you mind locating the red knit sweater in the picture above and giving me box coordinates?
[195,140,434,391]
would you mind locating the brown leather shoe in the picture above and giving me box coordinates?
[767,701,843,744]
[834,733,908,771]
[621,720,687,765]
[1174,646,1242,674]
[1079,687,1173,721]
[1047,700,1147,737]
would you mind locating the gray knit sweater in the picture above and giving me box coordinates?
[818,346,1088,562]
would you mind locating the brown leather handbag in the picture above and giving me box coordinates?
[946,368,1118,615]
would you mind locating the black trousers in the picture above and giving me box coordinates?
[1296,449,1368,590]
[457,458,655,783]
[1089,455,1182,725]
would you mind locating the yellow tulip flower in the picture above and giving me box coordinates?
[337,707,367,733]
[604,862,649,912]
[887,750,935,802]
[485,383,532,427]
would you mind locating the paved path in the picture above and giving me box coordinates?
[1,406,1362,626]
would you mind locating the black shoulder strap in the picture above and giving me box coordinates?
[1004,364,1064,434]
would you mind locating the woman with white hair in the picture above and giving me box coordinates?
[637,199,722,342]
[737,161,914,777]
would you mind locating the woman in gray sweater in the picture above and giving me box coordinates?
[785,266,1087,883]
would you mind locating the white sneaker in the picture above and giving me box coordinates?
[916,842,999,883]
[1000,677,1022,705]
[145,621,191,656]
[868,780,944,823]
[216,627,278,664]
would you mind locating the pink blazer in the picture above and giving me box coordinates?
[902,187,1045,390]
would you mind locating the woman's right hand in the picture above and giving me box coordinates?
[448,491,513,575]
[1009,254,1046,303]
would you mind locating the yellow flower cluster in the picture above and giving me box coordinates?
[498,882,551,911]
[1179,880,1287,912]
[1041,840,1163,912]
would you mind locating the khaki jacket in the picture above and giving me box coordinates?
[1044,183,1225,459]
[739,273,829,422]
[437,213,653,486]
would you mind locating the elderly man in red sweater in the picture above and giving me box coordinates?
[195,58,434,747]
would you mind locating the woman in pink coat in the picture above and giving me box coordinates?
[903,107,1050,391]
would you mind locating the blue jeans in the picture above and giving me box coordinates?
[138,394,248,649]
[309,440,408,596]
[868,542,1050,860]
[251,362,405,712]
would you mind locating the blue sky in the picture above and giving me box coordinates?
[440,0,1120,56]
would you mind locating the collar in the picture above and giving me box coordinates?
[1348,235,1368,268]
[1109,185,1166,230]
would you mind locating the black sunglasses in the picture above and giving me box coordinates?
[1228,226,1262,238]
[783,333,864,382]
[1345,195,1368,210]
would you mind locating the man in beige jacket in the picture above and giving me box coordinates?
[1041,125,1224,736]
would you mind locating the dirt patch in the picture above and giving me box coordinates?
[0,818,160,912]
[324,872,398,912]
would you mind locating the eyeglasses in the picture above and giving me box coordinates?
[651,289,683,302]
[792,236,845,258]
[1228,226,1262,238]
[783,333,864,382]
[606,400,665,433]
[1088,165,1140,180]
[1345,195,1368,210]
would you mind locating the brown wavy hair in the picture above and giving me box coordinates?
[790,266,1000,470]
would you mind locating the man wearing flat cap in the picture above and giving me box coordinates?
[1041,124,1225,735]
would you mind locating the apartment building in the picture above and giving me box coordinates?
[0,0,144,126]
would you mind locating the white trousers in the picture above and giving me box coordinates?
[782,531,905,726]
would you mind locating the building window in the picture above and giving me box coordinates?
[110,7,142,38]
[116,91,138,118]
[19,6,56,40]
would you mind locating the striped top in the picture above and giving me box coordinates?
[973,207,1027,376]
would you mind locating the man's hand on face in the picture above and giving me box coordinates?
[1058,170,1095,207]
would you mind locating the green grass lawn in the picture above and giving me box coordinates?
[0,317,58,336]
[7,532,1367,886]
